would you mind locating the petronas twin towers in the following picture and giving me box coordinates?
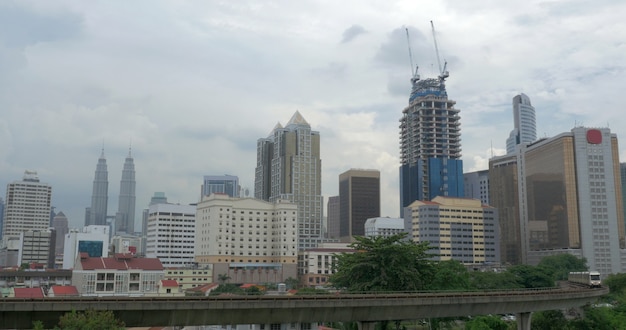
[85,148,136,235]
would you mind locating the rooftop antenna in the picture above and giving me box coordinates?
[405,27,420,83]
[430,20,449,82]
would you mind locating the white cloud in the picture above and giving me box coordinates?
[1,0,626,228]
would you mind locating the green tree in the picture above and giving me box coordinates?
[468,271,522,290]
[244,286,264,295]
[330,234,434,292]
[210,283,244,295]
[537,254,587,281]
[284,276,300,290]
[507,264,555,288]
[217,273,231,284]
[430,260,470,291]
[531,310,567,330]
[57,310,125,330]
[603,273,626,296]
[465,315,510,330]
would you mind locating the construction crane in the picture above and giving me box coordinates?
[430,20,449,81]
[405,27,420,83]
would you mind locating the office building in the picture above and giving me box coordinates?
[399,65,463,216]
[85,150,109,226]
[339,169,380,240]
[115,148,136,234]
[145,203,196,268]
[405,196,500,265]
[621,163,626,231]
[51,212,69,255]
[254,111,324,249]
[327,196,340,239]
[364,217,406,238]
[506,93,537,154]
[297,242,354,288]
[0,197,4,239]
[464,170,490,205]
[491,127,625,274]
[2,171,52,243]
[202,175,239,198]
[18,229,56,268]
[62,225,110,269]
[195,193,298,284]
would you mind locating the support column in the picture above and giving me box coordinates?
[516,312,532,330]
[357,321,377,330]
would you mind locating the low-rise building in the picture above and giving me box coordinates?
[364,217,406,238]
[298,243,354,288]
[164,267,213,290]
[71,253,164,296]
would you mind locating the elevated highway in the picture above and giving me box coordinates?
[0,285,608,330]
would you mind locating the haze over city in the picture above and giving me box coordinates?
[1,0,625,229]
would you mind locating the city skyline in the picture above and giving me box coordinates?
[1,1,626,229]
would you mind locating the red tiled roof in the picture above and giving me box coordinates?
[160,280,178,287]
[14,288,44,298]
[80,256,163,271]
[187,283,219,293]
[50,285,79,296]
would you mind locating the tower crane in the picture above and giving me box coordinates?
[430,20,449,81]
[405,27,420,83]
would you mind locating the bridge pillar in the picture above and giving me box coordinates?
[516,312,532,330]
[357,321,377,330]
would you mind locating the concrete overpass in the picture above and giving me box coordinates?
[0,286,608,330]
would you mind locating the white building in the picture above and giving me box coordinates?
[195,193,298,283]
[298,242,354,288]
[506,93,537,154]
[110,234,144,255]
[145,203,196,268]
[2,171,52,243]
[63,225,110,269]
[364,217,406,238]
[71,253,164,296]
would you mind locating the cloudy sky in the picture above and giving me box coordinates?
[1,0,625,230]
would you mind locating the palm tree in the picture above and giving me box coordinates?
[218,273,231,285]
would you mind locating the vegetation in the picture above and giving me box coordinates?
[209,283,244,295]
[46,310,126,330]
[330,233,434,292]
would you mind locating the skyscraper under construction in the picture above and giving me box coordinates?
[399,23,463,215]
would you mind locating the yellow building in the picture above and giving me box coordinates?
[406,196,499,265]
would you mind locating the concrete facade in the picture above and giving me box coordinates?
[2,171,52,244]
[254,111,324,250]
[339,169,380,241]
[506,93,537,154]
[63,225,110,269]
[195,194,298,284]
[464,169,490,205]
[364,217,406,238]
[297,242,353,287]
[145,203,196,268]
[405,196,500,265]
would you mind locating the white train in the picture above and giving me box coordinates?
[568,271,601,288]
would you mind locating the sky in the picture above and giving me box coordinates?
[1,0,626,230]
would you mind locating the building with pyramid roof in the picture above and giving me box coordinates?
[254,111,324,250]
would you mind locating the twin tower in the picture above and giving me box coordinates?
[85,148,136,235]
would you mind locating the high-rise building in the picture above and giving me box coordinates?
[116,148,136,234]
[19,229,56,269]
[201,175,239,198]
[145,203,196,268]
[464,170,490,205]
[254,111,324,249]
[327,196,340,239]
[62,225,110,269]
[85,150,109,227]
[52,212,69,255]
[0,197,4,239]
[195,193,298,283]
[620,163,626,232]
[491,127,626,274]
[399,66,463,216]
[405,196,500,265]
[506,93,537,154]
[339,169,380,240]
[2,171,52,243]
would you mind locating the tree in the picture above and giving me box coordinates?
[284,276,300,290]
[603,273,626,296]
[210,283,244,295]
[330,233,434,292]
[57,310,125,330]
[429,260,470,291]
[465,315,509,330]
[217,273,231,284]
[531,310,568,330]
[469,271,522,290]
[507,264,555,288]
[537,254,587,281]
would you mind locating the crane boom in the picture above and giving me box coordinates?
[405,27,419,82]
[430,20,448,80]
